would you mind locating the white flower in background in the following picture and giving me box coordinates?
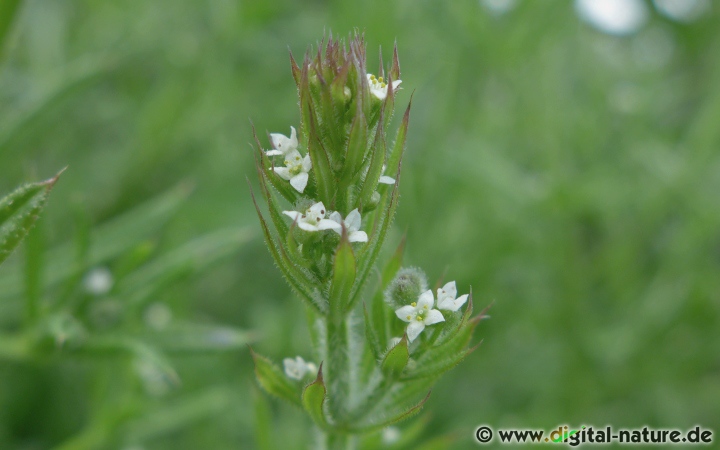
[83,267,113,295]
[367,73,402,100]
[382,427,402,444]
[436,281,469,312]
[266,126,298,156]
[272,149,312,193]
[328,208,368,243]
[283,202,341,232]
[283,356,317,380]
[378,164,395,185]
[395,290,445,342]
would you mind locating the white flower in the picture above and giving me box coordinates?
[283,202,342,232]
[84,267,113,295]
[367,73,402,100]
[395,290,445,342]
[272,149,312,193]
[266,126,298,156]
[436,281,469,312]
[283,356,317,380]
[328,208,368,243]
[378,164,395,185]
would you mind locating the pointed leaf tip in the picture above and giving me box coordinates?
[302,361,331,429]
[382,333,410,378]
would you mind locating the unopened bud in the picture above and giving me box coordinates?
[384,267,428,309]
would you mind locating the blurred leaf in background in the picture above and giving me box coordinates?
[1,0,719,449]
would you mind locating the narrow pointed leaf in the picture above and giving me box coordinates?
[0,169,63,266]
[254,150,289,239]
[363,303,383,362]
[357,118,386,208]
[382,235,405,286]
[381,334,409,378]
[343,111,368,180]
[386,99,411,177]
[349,164,401,310]
[402,341,482,381]
[306,114,335,204]
[289,49,301,87]
[329,227,356,317]
[250,347,301,407]
[249,183,327,314]
[389,42,401,82]
[350,391,431,433]
[302,364,331,429]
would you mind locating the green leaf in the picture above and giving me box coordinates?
[401,343,480,381]
[349,391,431,433]
[357,118,386,209]
[386,100,411,178]
[249,183,327,314]
[363,303,383,362]
[302,363,331,429]
[382,235,406,287]
[0,169,63,266]
[381,335,409,378]
[348,166,402,311]
[342,111,368,181]
[329,229,356,317]
[402,320,482,381]
[250,347,301,407]
[252,124,299,205]
[306,114,335,205]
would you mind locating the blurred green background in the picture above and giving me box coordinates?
[1,0,719,448]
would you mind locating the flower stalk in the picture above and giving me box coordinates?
[250,33,486,447]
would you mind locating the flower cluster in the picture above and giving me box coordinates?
[394,281,469,341]
[250,35,484,446]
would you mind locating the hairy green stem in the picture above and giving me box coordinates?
[324,431,354,450]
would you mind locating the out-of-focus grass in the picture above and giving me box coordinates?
[1,0,719,448]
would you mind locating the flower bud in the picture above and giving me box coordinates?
[384,267,428,309]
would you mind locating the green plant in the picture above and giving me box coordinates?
[250,33,487,449]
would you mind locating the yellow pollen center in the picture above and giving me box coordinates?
[406,315,412,320]
[416,316,423,321]
[411,302,416,307]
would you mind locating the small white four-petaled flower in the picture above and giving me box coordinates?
[328,208,368,243]
[266,126,298,156]
[283,356,317,380]
[395,290,445,342]
[367,73,402,100]
[272,149,312,193]
[436,281,469,312]
[283,202,341,232]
